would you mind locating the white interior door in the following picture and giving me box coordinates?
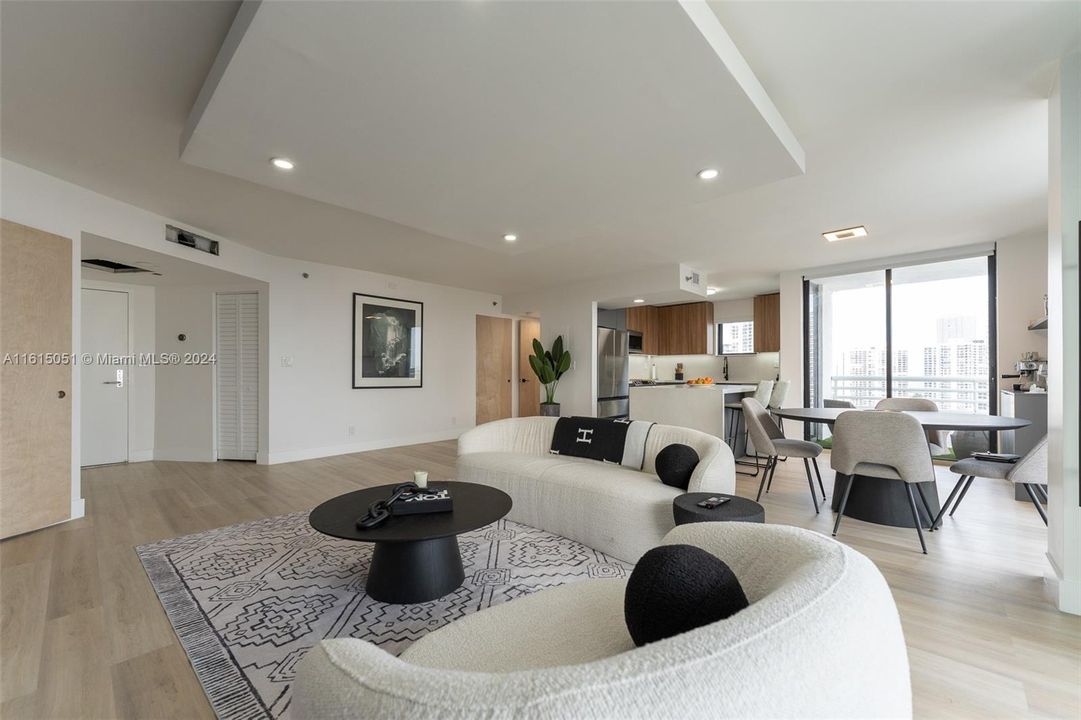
[81,288,129,466]
[216,292,259,460]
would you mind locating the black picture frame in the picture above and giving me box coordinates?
[352,293,424,389]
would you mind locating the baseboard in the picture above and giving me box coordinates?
[128,449,155,463]
[265,429,461,465]
[1046,551,1081,615]
[70,497,85,520]
[154,448,217,463]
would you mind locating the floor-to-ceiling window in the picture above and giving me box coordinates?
[805,252,995,446]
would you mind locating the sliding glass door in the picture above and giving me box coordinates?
[805,253,995,444]
[890,257,992,414]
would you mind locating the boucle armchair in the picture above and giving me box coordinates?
[294,522,912,719]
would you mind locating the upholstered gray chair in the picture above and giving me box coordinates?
[874,397,949,455]
[742,398,826,513]
[726,380,775,477]
[934,436,1048,527]
[830,410,938,553]
[767,379,791,432]
[824,399,856,409]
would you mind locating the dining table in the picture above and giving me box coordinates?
[773,407,1032,528]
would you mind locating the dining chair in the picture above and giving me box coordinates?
[767,380,790,432]
[874,397,949,455]
[830,410,938,553]
[742,398,826,513]
[932,436,1048,527]
[823,399,856,409]
[726,381,774,477]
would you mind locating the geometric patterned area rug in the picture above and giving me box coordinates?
[136,512,632,720]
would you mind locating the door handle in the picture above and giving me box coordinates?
[102,381,121,385]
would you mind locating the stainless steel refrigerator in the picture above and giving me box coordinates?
[597,327,630,418]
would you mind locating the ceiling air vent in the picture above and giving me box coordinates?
[81,259,153,274]
[166,224,220,256]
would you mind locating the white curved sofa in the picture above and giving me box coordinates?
[456,416,735,561]
[295,522,912,719]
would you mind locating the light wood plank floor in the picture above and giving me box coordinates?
[2,442,1079,719]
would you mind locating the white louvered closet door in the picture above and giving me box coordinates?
[216,292,259,460]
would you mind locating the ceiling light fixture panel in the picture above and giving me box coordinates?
[271,157,295,170]
[503,233,518,242]
[823,225,868,242]
[697,168,720,180]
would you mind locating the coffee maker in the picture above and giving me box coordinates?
[1014,352,1047,391]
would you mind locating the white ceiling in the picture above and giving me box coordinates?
[3,1,1078,300]
[181,1,804,255]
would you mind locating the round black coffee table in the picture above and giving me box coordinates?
[673,493,765,525]
[309,481,511,604]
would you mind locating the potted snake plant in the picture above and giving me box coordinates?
[528,336,571,417]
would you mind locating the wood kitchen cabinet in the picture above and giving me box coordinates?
[628,302,714,355]
[753,293,781,352]
[626,305,661,354]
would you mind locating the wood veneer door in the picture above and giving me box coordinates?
[475,315,513,425]
[518,317,541,417]
[0,219,73,539]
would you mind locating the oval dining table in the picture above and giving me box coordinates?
[773,407,1032,528]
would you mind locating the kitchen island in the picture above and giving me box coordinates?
[630,384,757,443]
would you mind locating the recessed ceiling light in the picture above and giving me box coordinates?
[633,298,645,304]
[823,225,868,242]
[271,157,295,170]
[706,286,720,296]
[503,233,518,242]
[697,168,720,180]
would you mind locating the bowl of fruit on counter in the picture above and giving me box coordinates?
[687,377,714,386]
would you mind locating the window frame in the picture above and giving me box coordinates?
[716,320,756,356]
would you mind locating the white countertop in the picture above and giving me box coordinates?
[630,384,757,394]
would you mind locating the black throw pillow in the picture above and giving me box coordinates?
[624,544,748,647]
[655,444,699,489]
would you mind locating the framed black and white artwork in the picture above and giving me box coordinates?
[352,293,423,388]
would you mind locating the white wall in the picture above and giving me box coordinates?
[1046,52,1081,615]
[996,232,1049,393]
[80,278,156,462]
[266,265,500,463]
[154,283,268,462]
[1,159,503,523]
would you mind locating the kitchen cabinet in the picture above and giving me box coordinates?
[627,302,714,355]
[753,293,780,353]
[626,305,661,354]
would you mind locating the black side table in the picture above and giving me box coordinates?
[673,493,765,525]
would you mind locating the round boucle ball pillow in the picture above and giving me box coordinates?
[624,544,748,647]
[655,443,700,489]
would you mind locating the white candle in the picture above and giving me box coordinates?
[413,471,429,489]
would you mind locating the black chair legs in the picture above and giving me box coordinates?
[948,475,976,517]
[802,458,820,514]
[811,457,826,500]
[905,484,928,554]
[833,475,854,536]
[755,456,776,502]
[1022,483,1049,525]
[931,475,969,530]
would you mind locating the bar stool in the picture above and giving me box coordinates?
[726,381,773,477]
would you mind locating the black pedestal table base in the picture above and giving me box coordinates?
[831,473,940,528]
[366,536,466,604]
